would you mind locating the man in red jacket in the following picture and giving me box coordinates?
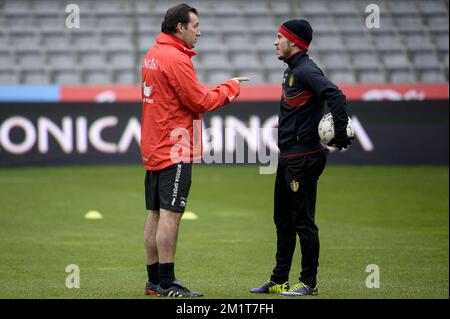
[142,3,248,298]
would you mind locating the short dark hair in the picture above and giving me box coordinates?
[161,3,198,34]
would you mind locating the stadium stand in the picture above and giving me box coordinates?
[0,0,448,84]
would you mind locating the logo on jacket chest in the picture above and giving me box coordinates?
[143,57,158,70]
[289,74,295,87]
[282,73,295,87]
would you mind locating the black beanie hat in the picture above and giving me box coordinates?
[278,19,313,51]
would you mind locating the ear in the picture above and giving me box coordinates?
[176,22,186,34]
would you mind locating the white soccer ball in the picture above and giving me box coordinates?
[318,113,354,145]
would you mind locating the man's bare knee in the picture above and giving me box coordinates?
[147,209,160,216]
[145,210,160,233]
[159,209,183,226]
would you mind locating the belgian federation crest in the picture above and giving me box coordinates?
[290,179,299,192]
[289,74,295,87]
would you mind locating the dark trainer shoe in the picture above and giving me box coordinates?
[144,282,158,295]
[280,282,318,296]
[249,280,289,294]
[157,280,203,298]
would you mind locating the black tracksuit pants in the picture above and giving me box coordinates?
[270,151,327,288]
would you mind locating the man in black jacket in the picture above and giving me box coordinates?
[250,19,353,296]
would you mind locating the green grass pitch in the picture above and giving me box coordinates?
[0,164,448,299]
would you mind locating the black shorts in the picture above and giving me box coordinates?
[145,162,192,213]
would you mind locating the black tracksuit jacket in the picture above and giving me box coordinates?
[278,51,349,157]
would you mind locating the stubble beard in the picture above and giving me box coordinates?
[279,45,292,61]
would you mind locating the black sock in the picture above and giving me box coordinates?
[159,263,175,289]
[147,263,159,285]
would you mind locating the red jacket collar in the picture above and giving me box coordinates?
[156,33,197,58]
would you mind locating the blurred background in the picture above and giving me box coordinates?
[0,0,448,85]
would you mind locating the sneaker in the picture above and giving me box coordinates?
[280,282,318,296]
[156,279,203,297]
[249,281,289,294]
[144,282,158,295]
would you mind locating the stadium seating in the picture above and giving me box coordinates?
[0,0,448,84]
